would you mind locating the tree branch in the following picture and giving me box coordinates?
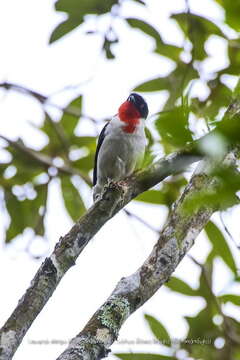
[124,209,160,234]
[0,81,97,123]
[0,149,201,360]
[0,135,92,186]
[0,95,240,360]
[56,152,237,360]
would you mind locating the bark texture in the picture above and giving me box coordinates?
[56,155,229,360]
[0,150,200,360]
[0,97,239,360]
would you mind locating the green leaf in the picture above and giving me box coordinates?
[165,276,198,296]
[172,13,226,60]
[172,13,225,38]
[61,176,86,221]
[115,354,172,360]
[155,106,193,148]
[183,307,237,359]
[233,349,240,360]
[134,77,168,92]
[50,19,81,44]
[198,261,214,303]
[60,96,82,136]
[34,184,48,236]
[191,78,232,119]
[218,113,240,144]
[164,63,198,110]
[145,127,154,147]
[70,135,96,148]
[205,221,237,275]
[5,184,48,242]
[218,294,240,305]
[5,191,27,242]
[185,307,218,340]
[225,40,240,75]
[126,18,162,43]
[145,314,171,345]
[135,190,166,204]
[233,76,240,97]
[5,152,43,185]
[6,142,43,171]
[162,177,188,204]
[182,166,240,214]
[102,35,118,59]
[135,177,187,206]
[155,42,181,63]
[73,154,95,172]
[214,0,240,31]
[126,18,180,61]
[40,114,66,156]
[50,0,118,43]
[135,62,198,110]
[55,0,117,15]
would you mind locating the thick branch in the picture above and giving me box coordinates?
[56,150,238,360]
[0,96,239,360]
[0,149,200,360]
[56,152,237,360]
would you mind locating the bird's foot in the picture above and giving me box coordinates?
[102,179,127,200]
[103,178,115,192]
[93,193,101,203]
[104,179,128,191]
[117,180,128,187]
[115,180,129,203]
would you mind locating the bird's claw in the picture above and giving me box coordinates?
[101,179,128,204]
[103,179,115,192]
[117,180,128,187]
[116,180,129,203]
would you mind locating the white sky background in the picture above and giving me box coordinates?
[0,0,240,359]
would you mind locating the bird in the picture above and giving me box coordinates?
[93,93,148,202]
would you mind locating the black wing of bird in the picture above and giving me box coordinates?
[93,122,109,186]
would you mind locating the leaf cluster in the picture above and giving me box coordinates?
[1,96,94,243]
[1,1,240,358]
[1,0,240,282]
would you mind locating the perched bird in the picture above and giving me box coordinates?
[93,93,148,201]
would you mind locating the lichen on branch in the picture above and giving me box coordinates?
[1,96,240,360]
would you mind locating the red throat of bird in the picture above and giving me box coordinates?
[118,101,141,133]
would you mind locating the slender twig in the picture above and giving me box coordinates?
[0,81,98,124]
[219,211,240,250]
[0,135,92,186]
[49,77,94,97]
[0,81,47,102]
[124,209,160,234]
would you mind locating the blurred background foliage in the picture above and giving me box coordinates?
[0,0,240,359]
